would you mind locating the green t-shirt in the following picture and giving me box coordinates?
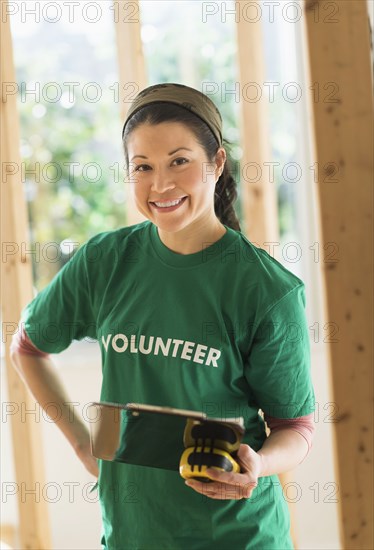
[21,220,315,550]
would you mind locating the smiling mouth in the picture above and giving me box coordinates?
[149,196,187,208]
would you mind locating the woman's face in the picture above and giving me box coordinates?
[126,121,225,234]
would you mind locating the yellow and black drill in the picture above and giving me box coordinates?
[179,418,244,483]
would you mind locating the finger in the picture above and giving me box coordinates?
[236,444,258,467]
[237,443,255,458]
[185,480,239,499]
[185,479,256,500]
[204,475,258,497]
[204,468,252,486]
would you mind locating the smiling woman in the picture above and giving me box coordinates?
[122,83,241,255]
[13,82,316,550]
[124,120,227,253]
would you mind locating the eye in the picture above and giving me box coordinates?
[134,164,151,172]
[173,157,189,166]
[132,158,188,172]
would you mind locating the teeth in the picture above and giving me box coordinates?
[154,198,184,208]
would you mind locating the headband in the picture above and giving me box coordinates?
[121,83,223,146]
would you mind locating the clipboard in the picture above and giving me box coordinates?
[88,401,245,472]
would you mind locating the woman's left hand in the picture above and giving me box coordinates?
[184,443,263,500]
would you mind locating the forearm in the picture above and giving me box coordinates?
[257,429,309,477]
[10,351,90,453]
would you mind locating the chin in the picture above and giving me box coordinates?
[153,218,190,234]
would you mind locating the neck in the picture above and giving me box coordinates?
[156,215,227,255]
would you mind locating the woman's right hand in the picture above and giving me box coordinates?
[10,350,100,479]
[75,440,99,478]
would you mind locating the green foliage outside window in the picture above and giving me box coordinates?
[13,0,298,289]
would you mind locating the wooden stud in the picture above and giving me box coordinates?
[235,2,298,546]
[303,0,373,547]
[235,1,280,250]
[113,0,148,226]
[0,1,52,547]
[0,524,17,549]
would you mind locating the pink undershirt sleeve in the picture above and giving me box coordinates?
[263,412,316,452]
[10,324,50,358]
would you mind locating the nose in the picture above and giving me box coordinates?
[150,167,176,194]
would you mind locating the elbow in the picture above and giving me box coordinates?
[9,325,49,373]
[10,344,23,374]
[9,330,27,374]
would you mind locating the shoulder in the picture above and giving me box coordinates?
[225,230,307,325]
[84,219,150,248]
[74,220,151,263]
[235,231,305,295]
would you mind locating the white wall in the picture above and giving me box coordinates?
[293,343,341,549]
[1,341,102,550]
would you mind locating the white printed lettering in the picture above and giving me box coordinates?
[102,334,112,351]
[193,344,208,364]
[101,333,221,367]
[180,341,195,360]
[112,334,128,352]
[205,348,221,367]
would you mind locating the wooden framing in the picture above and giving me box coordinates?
[113,0,148,226]
[4,0,372,547]
[0,1,52,547]
[303,0,374,547]
[235,2,299,546]
[0,524,16,549]
[235,1,280,249]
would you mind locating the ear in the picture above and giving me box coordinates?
[214,147,227,180]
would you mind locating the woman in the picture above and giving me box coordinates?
[11,83,315,549]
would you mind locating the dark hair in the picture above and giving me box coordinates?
[122,102,242,232]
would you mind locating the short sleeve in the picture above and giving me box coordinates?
[244,284,315,418]
[20,242,97,354]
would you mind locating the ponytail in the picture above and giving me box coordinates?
[214,141,241,232]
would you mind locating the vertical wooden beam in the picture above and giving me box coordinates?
[0,524,16,549]
[0,1,52,547]
[235,3,298,546]
[235,0,279,249]
[303,1,373,548]
[113,0,147,226]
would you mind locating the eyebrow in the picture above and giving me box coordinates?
[130,147,193,161]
